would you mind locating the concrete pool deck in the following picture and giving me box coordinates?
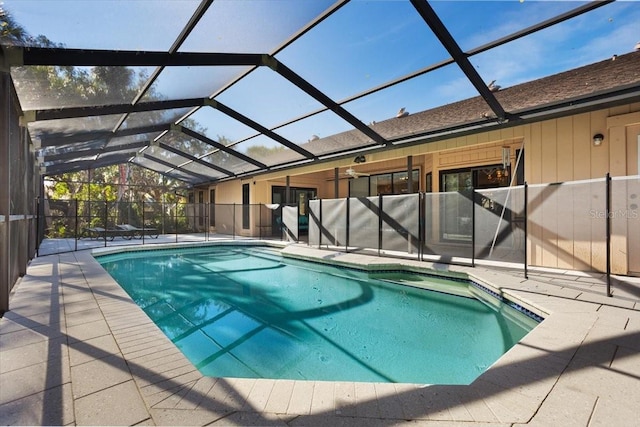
[1,240,639,426]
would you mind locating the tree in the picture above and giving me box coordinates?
[246,144,286,159]
[4,6,202,235]
[1,5,28,45]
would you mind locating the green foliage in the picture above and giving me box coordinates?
[1,6,28,45]
[6,4,214,238]
[246,144,286,159]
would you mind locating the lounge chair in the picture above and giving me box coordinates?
[81,226,118,241]
[116,224,159,239]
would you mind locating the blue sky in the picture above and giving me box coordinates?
[3,0,640,148]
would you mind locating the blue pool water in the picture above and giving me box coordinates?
[96,245,538,384]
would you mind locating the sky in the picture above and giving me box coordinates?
[3,0,640,149]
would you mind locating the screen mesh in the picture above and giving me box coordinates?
[424,191,473,261]
[475,186,526,264]
[318,199,347,247]
[381,194,420,255]
[348,197,380,251]
[528,179,606,271]
[282,205,299,242]
[611,176,640,275]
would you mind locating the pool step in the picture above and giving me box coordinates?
[374,274,474,299]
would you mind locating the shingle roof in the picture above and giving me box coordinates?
[303,51,640,152]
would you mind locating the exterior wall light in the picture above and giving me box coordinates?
[593,133,604,146]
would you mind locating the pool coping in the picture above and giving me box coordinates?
[1,240,639,425]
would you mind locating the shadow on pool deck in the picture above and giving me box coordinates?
[1,244,639,425]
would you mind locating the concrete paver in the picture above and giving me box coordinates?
[309,381,334,415]
[0,357,70,405]
[244,379,275,413]
[68,334,121,366]
[264,379,295,414]
[0,335,67,373]
[287,381,314,416]
[1,239,639,426]
[74,380,150,426]
[520,385,596,427]
[65,318,112,344]
[332,381,356,417]
[0,384,74,426]
[70,354,133,398]
[353,381,379,419]
[149,408,228,426]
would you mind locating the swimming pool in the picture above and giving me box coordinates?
[96,245,539,385]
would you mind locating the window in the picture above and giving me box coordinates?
[198,191,204,227]
[440,164,512,192]
[348,176,369,197]
[271,186,316,236]
[242,183,250,229]
[394,170,420,194]
[209,189,215,227]
[271,186,316,205]
[515,149,525,186]
[438,164,511,242]
[371,173,392,196]
[439,169,473,242]
[348,169,419,197]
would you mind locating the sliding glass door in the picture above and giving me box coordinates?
[440,170,473,241]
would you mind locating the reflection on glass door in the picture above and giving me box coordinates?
[440,165,512,242]
[209,189,215,228]
[349,177,368,197]
[198,191,204,227]
[271,186,316,236]
[242,184,249,229]
[441,170,473,241]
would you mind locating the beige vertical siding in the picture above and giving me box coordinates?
[195,104,640,274]
[573,113,592,180]
[625,124,639,175]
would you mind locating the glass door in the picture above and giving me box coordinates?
[209,189,215,228]
[440,170,473,241]
[271,186,316,237]
[242,184,249,229]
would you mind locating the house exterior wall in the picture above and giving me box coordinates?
[195,102,640,275]
[212,180,243,204]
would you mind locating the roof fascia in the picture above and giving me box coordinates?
[516,87,640,122]
[390,90,640,148]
